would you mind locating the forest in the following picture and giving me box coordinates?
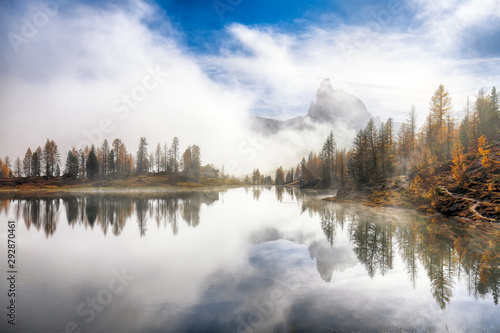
[0,136,203,182]
[257,85,500,190]
[1,84,499,203]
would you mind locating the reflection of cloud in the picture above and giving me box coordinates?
[1,188,499,332]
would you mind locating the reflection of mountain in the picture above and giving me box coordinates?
[308,240,357,282]
[295,192,500,309]
[250,79,375,134]
[9,191,220,237]
[249,199,358,283]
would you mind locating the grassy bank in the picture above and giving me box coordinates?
[0,174,245,196]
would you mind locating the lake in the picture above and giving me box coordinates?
[0,187,499,333]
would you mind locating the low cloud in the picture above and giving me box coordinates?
[1,0,499,176]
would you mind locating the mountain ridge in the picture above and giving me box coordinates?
[250,79,378,134]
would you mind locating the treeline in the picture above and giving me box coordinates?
[1,136,204,181]
[267,84,499,187]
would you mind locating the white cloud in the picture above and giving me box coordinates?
[202,2,500,127]
[1,0,499,176]
[0,1,255,174]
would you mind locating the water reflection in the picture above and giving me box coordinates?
[5,191,220,238]
[303,199,500,309]
[1,187,499,316]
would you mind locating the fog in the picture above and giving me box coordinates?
[1,0,499,176]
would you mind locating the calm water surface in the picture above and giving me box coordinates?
[0,187,499,333]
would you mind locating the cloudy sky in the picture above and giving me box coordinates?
[1,0,499,174]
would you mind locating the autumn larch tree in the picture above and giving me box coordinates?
[475,87,500,138]
[112,138,123,175]
[252,169,261,185]
[14,157,22,177]
[190,145,201,180]
[43,139,60,177]
[285,167,294,183]
[109,149,115,174]
[459,97,473,153]
[478,135,494,170]
[3,156,11,178]
[169,137,179,174]
[0,158,9,178]
[274,166,285,185]
[78,147,88,178]
[162,142,168,173]
[320,130,336,186]
[149,152,154,173]
[451,140,467,185]
[407,105,417,154]
[365,118,378,178]
[100,139,110,177]
[136,137,149,174]
[490,86,500,134]
[428,84,452,162]
[155,143,162,173]
[64,149,79,179]
[32,147,42,177]
[23,148,32,177]
[336,148,348,188]
[181,145,202,180]
[43,139,52,177]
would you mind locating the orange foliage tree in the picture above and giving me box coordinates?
[478,135,494,169]
[451,140,467,185]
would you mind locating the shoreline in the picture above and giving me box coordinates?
[322,175,499,223]
[0,175,246,198]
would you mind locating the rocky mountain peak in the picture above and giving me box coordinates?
[307,79,372,129]
[250,79,375,135]
[316,78,335,100]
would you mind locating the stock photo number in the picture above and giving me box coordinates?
[6,220,17,326]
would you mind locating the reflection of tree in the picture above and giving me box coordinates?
[348,217,394,277]
[396,220,419,288]
[136,199,149,237]
[64,197,79,225]
[0,199,9,215]
[252,188,261,201]
[320,205,336,246]
[335,206,346,230]
[425,251,455,310]
[40,199,60,237]
[275,187,284,202]
[5,189,500,309]
[167,197,179,235]
[20,198,60,237]
[10,191,221,238]
[454,225,500,305]
[23,199,40,230]
[182,195,200,227]
[310,198,499,309]
[416,221,456,309]
[85,197,98,227]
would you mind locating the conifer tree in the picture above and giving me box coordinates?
[86,148,99,179]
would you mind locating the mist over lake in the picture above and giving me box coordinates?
[1,187,498,332]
